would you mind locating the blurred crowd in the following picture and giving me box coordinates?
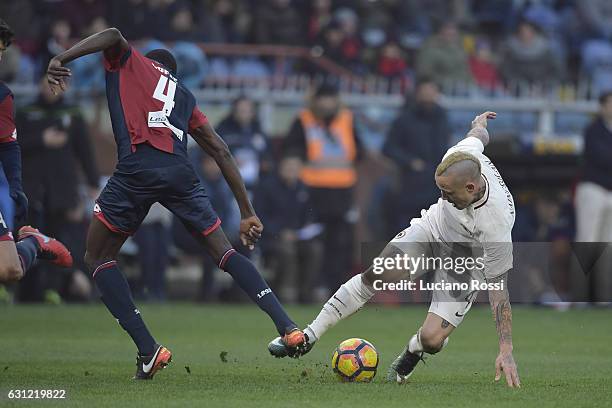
[1,0,612,94]
[1,0,612,306]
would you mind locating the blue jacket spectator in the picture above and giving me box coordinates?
[217,96,272,193]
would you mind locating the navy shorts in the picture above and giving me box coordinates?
[95,145,220,237]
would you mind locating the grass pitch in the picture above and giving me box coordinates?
[1,304,610,407]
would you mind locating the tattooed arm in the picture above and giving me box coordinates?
[488,272,521,388]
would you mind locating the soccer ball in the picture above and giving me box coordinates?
[331,338,379,382]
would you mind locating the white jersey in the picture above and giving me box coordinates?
[416,136,515,279]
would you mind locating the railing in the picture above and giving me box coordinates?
[9,80,598,146]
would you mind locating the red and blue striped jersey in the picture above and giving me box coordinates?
[0,82,16,144]
[104,46,208,161]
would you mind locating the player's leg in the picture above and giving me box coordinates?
[269,223,434,357]
[0,208,71,282]
[306,224,433,342]
[388,287,478,383]
[388,312,455,383]
[0,240,23,282]
[193,225,303,341]
[85,216,171,379]
[160,164,305,347]
[87,171,173,379]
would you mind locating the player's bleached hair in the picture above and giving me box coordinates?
[436,151,481,179]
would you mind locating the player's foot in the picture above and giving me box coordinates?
[268,329,314,358]
[133,344,172,380]
[387,346,425,384]
[17,226,73,268]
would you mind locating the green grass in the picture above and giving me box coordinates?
[0,304,611,407]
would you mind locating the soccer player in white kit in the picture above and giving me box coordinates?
[269,111,521,388]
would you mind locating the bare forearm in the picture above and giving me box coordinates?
[191,124,255,217]
[54,28,125,64]
[466,126,490,147]
[488,273,513,350]
[215,149,255,217]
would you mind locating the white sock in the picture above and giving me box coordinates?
[306,274,374,341]
[408,328,424,354]
[408,328,449,354]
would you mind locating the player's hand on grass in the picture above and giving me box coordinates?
[240,215,263,250]
[47,57,72,95]
[495,350,520,388]
[471,111,496,129]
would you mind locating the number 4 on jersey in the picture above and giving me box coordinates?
[153,75,176,115]
[148,74,184,141]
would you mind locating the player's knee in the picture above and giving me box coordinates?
[84,251,112,274]
[0,263,24,283]
[419,328,448,354]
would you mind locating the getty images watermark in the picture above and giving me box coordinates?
[371,253,505,292]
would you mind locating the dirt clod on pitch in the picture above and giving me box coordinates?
[220,351,228,363]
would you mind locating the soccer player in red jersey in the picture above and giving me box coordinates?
[0,19,72,283]
[46,28,306,379]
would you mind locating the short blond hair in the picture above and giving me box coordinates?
[436,151,481,177]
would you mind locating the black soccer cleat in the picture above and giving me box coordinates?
[387,345,425,384]
[133,344,172,380]
[268,331,314,359]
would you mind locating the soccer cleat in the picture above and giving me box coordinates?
[133,344,172,380]
[387,346,425,384]
[17,226,73,268]
[268,330,314,359]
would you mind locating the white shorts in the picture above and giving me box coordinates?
[389,219,484,327]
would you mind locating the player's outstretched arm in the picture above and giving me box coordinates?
[190,123,262,249]
[47,28,129,94]
[487,271,521,388]
[465,111,496,147]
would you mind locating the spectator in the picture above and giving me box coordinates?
[334,7,362,70]
[254,0,303,45]
[255,156,321,303]
[58,0,108,38]
[69,17,109,91]
[377,42,408,80]
[217,96,272,195]
[199,0,251,43]
[416,20,472,88]
[513,192,574,304]
[499,20,563,86]
[316,21,348,68]
[16,77,99,302]
[468,38,501,90]
[284,80,364,295]
[381,77,450,236]
[39,19,72,74]
[307,0,333,44]
[108,0,150,40]
[576,0,612,41]
[574,91,612,302]
[172,41,208,88]
[581,40,612,96]
[162,4,204,42]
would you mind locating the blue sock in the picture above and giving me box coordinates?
[220,250,296,335]
[93,261,156,356]
[16,236,38,273]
